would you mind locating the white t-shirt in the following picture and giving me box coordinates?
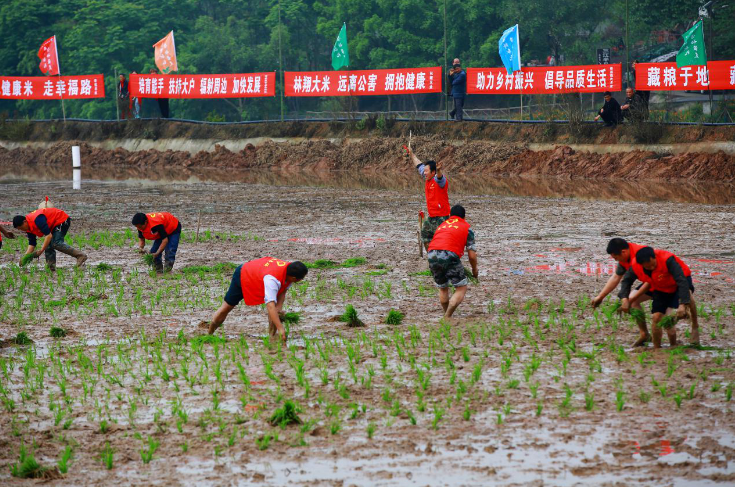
[263,275,282,304]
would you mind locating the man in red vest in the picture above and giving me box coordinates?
[406,149,450,250]
[591,238,653,346]
[619,246,699,348]
[132,212,181,273]
[0,224,15,249]
[207,257,308,343]
[427,205,478,319]
[12,207,88,271]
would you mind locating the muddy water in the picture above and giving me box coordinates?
[1,165,734,486]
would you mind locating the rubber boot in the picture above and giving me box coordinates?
[45,255,57,272]
[55,244,88,267]
[164,262,174,274]
[154,261,164,274]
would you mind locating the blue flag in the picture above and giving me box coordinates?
[499,24,521,74]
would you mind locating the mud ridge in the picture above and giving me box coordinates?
[1,138,734,181]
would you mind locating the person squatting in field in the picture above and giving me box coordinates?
[591,238,654,347]
[619,246,700,348]
[427,205,478,320]
[12,207,88,271]
[405,147,450,250]
[132,212,181,274]
[207,257,309,343]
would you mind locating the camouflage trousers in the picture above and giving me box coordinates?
[428,250,467,288]
[421,216,449,245]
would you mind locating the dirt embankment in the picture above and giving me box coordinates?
[1,118,735,145]
[1,136,734,182]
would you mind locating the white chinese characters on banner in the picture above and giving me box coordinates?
[470,65,619,94]
[131,73,274,98]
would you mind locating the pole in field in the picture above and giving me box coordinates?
[72,145,81,190]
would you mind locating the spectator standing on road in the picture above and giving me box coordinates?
[631,60,651,111]
[448,58,466,121]
[117,74,132,120]
[594,91,622,126]
[621,87,648,122]
[130,71,141,119]
[150,68,170,118]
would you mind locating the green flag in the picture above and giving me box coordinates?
[676,21,706,68]
[331,23,349,70]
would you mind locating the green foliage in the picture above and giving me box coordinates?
[96,263,114,271]
[20,254,35,267]
[10,444,54,479]
[14,332,32,345]
[305,257,366,270]
[269,400,303,428]
[0,0,732,120]
[339,304,364,327]
[659,315,678,330]
[464,267,478,284]
[50,327,67,338]
[384,309,404,326]
[179,262,237,275]
[191,335,227,346]
[142,254,155,266]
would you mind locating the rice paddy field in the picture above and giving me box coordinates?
[0,168,734,486]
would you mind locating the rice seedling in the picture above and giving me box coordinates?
[366,422,376,439]
[50,326,67,338]
[142,253,155,266]
[256,433,274,450]
[140,436,160,464]
[20,253,36,267]
[659,315,678,330]
[339,304,364,327]
[10,443,55,479]
[385,309,404,325]
[269,400,302,428]
[95,263,113,271]
[14,332,32,345]
[628,308,645,323]
[101,442,114,470]
[57,445,73,474]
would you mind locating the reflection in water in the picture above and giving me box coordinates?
[1,164,734,204]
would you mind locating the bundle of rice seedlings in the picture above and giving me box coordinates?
[268,400,303,428]
[339,304,364,327]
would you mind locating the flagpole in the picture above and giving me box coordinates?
[54,36,66,122]
[443,0,448,121]
[517,25,522,121]
[278,0,284,121]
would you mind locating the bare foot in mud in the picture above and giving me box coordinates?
[633,333,652,347]
[196,320,210,331]
[690,329,701,346]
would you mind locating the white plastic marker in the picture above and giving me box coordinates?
[72,145,81,190]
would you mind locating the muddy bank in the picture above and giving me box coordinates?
[2,119,735,146]
[2,138,735,182]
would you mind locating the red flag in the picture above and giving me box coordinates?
[153,31,178,74]
[38,36,60,76]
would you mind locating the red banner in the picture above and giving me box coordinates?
[467,64,622,94]
[0,75,104,99]
[635,61,735,91]
[130,73,275,98]
[284,67,442,96]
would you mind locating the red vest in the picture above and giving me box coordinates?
[619,242,644,271]
[425,177,450,217]
[428,216,471,257]
[632,249,691,294]
[26,208,69,237]
[239,257,291,306]
[140,212,179,240]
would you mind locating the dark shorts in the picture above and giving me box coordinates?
[421,216,449,245]
[428,249,467,288]
[224,265,244,306]
[651,276,695,315]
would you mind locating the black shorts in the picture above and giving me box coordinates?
[651,276,694,315]
[224,265,244,306]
